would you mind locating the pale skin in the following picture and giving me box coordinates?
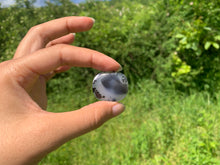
[0,16,125,165]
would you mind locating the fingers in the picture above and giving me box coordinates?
[20,101,124,162]
[43,101,125,145]
[14,16,95,58]
[43,33,75,80]
[46,33,75,47]
[14,44,121,86]
[12,44,121,89]
[39,33,75,81]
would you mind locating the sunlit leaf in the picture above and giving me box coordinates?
[204,27,212,31]
[214,35,220,41]
[205,41,211,50]
[175,34,185,39]
[212,42,219,49]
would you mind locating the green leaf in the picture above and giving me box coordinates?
[214,35,220,41]
[212,42,219,49]
[180,37,187,45]
[204,41,211,50]
[204,27,212,31]
[192,42,198,51]
[175,34,185,39]
[186,43,191,49]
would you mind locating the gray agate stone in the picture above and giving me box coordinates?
[92,72,128,101]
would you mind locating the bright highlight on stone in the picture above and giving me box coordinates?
[92,72,128,101]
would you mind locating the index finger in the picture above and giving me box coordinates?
[14,16,95,58]
[12,45,121,89]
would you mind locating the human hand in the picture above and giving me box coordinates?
[0,16,125,165]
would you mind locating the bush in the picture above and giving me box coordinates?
[0,0,220,94]
[170,0,220,93]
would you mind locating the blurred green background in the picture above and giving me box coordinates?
[1,0,220,164]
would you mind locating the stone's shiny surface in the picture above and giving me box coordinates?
[92,72,128,101]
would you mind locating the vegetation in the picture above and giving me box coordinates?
[41,80,220,165]
[1,0,220,164]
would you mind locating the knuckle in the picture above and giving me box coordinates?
[28,24,42,35]
[28,24,49,43]
[52,44,66,64]
[87,104,112,130]
[89,51,95,68]
[92,109,103,128]
[89,111,102,130]
[82,108,104,130]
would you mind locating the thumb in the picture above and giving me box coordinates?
[42,101,125,148]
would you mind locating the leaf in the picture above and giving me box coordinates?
[175,34,185,39]
[180,37,187,45]
[214,35,220,41]
[210,142,217,149]
[186,43,191,49]
[212,42,219,49]
[192,42,198,51]
[204,41,211,50]
[204,27,212,31]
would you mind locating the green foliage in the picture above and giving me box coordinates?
[1,0,220,92]
[1,1,220,163]
[39,80,220,165]
[170,0,220,92]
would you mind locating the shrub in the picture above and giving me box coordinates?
[1,0,220,94]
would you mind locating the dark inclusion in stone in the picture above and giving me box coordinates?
[101,74,128,95]
[93,88,105,99]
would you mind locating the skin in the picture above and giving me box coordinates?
[0,16,125,165]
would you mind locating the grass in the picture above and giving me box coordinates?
[40,80,220,165]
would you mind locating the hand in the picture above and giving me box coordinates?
[0,16,125,165]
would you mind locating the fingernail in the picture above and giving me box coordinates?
[112,103,125,116]
[89,17,95,23]
[116,65,123,72]
[72,33,76,37]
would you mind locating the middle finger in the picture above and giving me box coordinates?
[14,16,95,58]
